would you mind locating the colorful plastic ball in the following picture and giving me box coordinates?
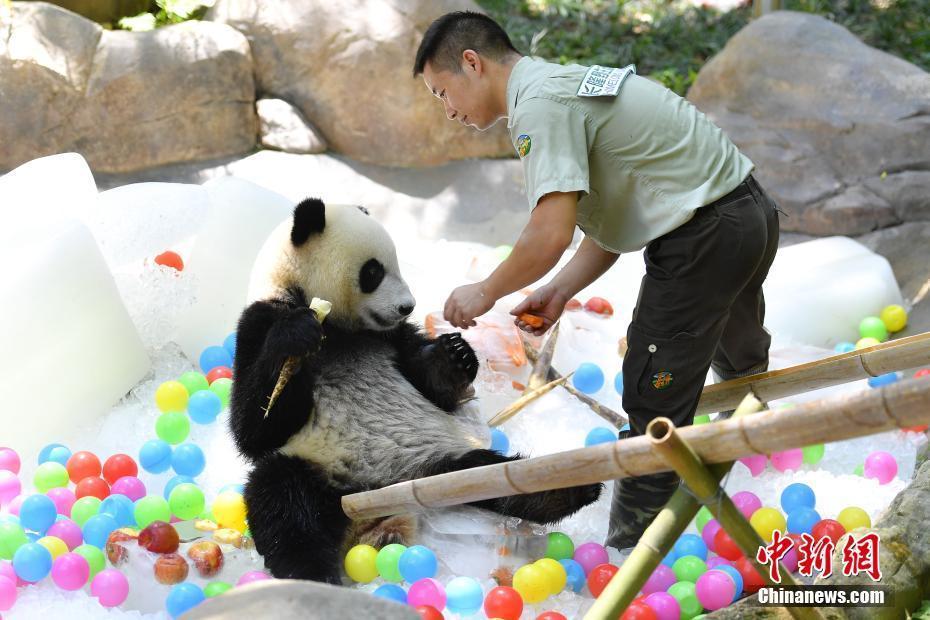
[344,544,378,582]
[414,605,444,620]
[546,531,574,561]
[573,541,609,575]
[200,346,234,374]
[398,545,437,583]
[375,543,406,583]
[210,378,233,408]
[7,494,25,516]
[373,583,407,604]
[407,578,446,610]
[614,371,624,395]
[834,342,856,354]
[0,561,16,587]
[161,476,194,502]
[206,366,233,384]
[168,484,205,521]
[45,487,75,518]
[36,536,68,559]
[674,534,708,561]
[66,451,101,484]
[854,464,864,476]
[781,535,800,574]
[0,575,16,611]
[171,443,206,478]
[157,412,191,445]
[535,558,568,594]
[855,337,881,350]
[139,440,173,474]
[693,414,711,425]
[642,563,676,595]
[770,449,803,472]
[714,528,743,561]
[811,519,846,544]
[514,563,551,603]
[12,542,52,582]
[750,507,787,542]
[204,581,233,597]
[212,491,247,533]
[51,552,90,590]
[780,483,816,513]
[75,476,110,501]
[702,520,721,553]
[621,603,657,620]
[695,506,713,532]
[134,495,172,529]
[585,427,617,447]
[586,563,619,598]
[660,548,678,567]
[734,557,764,594]
[695,569,736,611]
[879,304,907,333]
[236,570,270,586]
[0,471,21,508]
[73,544,105,578]
[82,513,118,549]
[188,390,223,425]
[156,381,190,413]
[559,558,586,593]
[179,371,210,395]
[46,519,83,550]
[101,454,138,486]
[716,564,744,599]
[155,250,184,271]
[489,428,510,455]
[672,555,707,583]
[20,494,57,533]
[802,444,825,465]
[868,372,900,388]
[860,316,889,342]
[445,576,483,615]
[737,454,766,477]
[916,368,930,379]
[732,491,762,519]
[483,585,523,620]
[70,496,101,527]
[667,581,702,619]
[837,506,871,532]
[91,567,129,607]
[786,508,821,535]
[573,363,605,394]
[166,582,206,618]
[223,332,237,358]
[864,451,898,484]
[706,557,732,570]
[111,476,146,502]
[0,449,18,476]
[644,591,681,620]
[0,523,28,561]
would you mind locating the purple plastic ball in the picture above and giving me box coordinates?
[642,563,676,595]
[644,591,681,620]
[572,542,609,575]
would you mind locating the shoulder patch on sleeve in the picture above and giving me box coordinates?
[516,134,532,158]
[577,64,636,97]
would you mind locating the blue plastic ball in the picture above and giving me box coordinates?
[585,427,618,447]
[397,545,437,583]
[164,475,197,501]
[219,483,245,496]
[620,423,631,434]
[171,443,206,478]
[140,439,173,474]
[188,390,223,425]
[673,533,708,561]
[717,564,744,600]
[373,583,407,604]
[614,371,624,395]
[12,542,52,582]
[166,583,206,618]
[661,548,679,567]
[489,429,509,455]
[223,333,237,359]
[99,494,136,528]
[572,362,605,394]
[868,372,900,388]
[560,558,586,593]
[445,576,484,615]
[83,513,119,548]
[0,514,20,527]
[786,508,821,535]
[199,346,233,374]
[25,532,40,543]
[780,483,816,513]
[19,494,57,534]
[834,342,856,354]
[38,443,71,466]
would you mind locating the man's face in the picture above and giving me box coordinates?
[422,55,498,131]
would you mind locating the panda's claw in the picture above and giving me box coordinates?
[438,333,479,383]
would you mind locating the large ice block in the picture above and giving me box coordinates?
[175,177,294,366]
[0,153,97,229]
[0,217,150,459]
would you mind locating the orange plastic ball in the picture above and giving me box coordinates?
[66,451,102,484]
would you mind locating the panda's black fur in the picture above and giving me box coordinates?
[230,198,602,583]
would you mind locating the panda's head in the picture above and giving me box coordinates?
[250,198,415,331]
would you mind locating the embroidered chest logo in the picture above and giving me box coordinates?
[652,371,673,390]
[516,134,532,157]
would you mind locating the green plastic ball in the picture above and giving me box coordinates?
[854,464,864,476]
[695,506,713,532]
[802,444,825,465]
[179,371,210,396]
[0,522,29,560]
[493,245,513,262]
[156,411,190,445]
[693,414,711,425]
[672,555,708,583]
[169,483,205,520]
[34,461,69,493]
[134,495,171,529]
[669,580,703,619]
[71,496,102,527]
[375,543,406,582]
[545,531,575,561]
[859,316,888,342]
[210,378,232,408]
[74,543,106,577]
[204,581,233,597]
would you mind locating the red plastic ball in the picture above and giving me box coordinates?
[206,366,233,384]
[483,586,523,620]
[714,527,744,560]
[75,476,110,501]
[102,454,138,485]
[587,563,619,598]
[915,368,930,378]
[154,251,184,271]
[811,519,846,544]
[735,556,765,593]
[66,451,102,484]
[537,613,569,620]
[622,602,659,620]
[903,425,929,433]
[414,605,444,620]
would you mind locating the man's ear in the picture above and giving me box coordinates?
[462,49,481,74]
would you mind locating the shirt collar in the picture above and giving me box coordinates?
[506,56,533,128]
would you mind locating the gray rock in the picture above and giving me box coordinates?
[208,0,514,168]
[857,222,930,302]
[689,12,930,236]
[257,98,327,154]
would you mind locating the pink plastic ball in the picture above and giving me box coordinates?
[702,520,722,552]
[738,454,766,477]
[644,591,681,620]
[51,553,90,590]
[46,488,76,518]
[0,472,21,508]
[7,495,24,516]
[695,569,736,611]
[110,476,146,502]
[864,451,898,485]
[642,564,676,595]
[0,575,16,612]
[770,449,803,473]
[237,571,271,586]
[781,542,799,574]
[732,492,762,519]
[0,449,20,475]
[91,568,129,607]
[573,542,610,575]
[706,557,734,570]
[47,520,83,551]
[407,578,446,610]
[0,562,15,584]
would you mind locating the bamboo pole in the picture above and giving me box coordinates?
[525,321,560,392]
[487,374,573,427]
[342,376,930,519]
[696,332,930,416]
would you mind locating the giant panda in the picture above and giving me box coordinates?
[230,197,602,584]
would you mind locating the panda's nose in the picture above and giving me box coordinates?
[397,303,414,316]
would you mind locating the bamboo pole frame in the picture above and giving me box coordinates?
[342,376,930,519]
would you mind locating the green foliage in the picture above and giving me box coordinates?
[118,0,215,31]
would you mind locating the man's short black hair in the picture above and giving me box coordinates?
[413,11,520,77]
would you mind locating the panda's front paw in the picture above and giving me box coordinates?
[265,306,323,359]
[438,333,479,383]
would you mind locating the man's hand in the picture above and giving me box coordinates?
[443,282,495,329]
[511,284,569,335]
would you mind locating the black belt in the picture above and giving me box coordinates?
[702,175,757,210]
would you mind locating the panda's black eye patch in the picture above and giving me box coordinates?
[359,259,385,294]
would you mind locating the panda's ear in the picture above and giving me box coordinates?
[291,198,326,246]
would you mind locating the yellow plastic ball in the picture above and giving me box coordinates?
[880,305,907,333]
[37,535,69,559]
[512,563,550,604]
[212,491,248,533]
[155,380,189,413]
[534,557,568,595]
[750,507,787,542]
[855,337,881,350]
[344,544,379,583]
[837,506,871,532]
